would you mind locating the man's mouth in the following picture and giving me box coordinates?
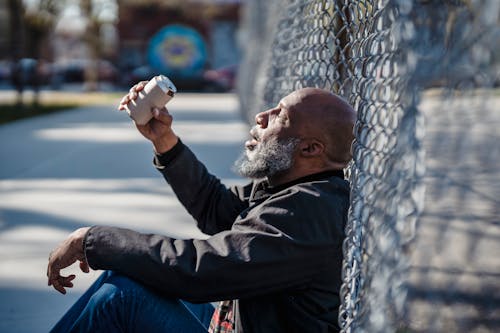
[245,138,258,151]
[245,130,259,150]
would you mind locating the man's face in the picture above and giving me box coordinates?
[246,93,300,151]
[234,93,301,179]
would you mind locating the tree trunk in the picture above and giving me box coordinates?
[8,0,25,107]
[81,0,100,91]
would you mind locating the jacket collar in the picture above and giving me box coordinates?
[251,170,345,201]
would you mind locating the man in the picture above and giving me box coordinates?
[47,85,356,332]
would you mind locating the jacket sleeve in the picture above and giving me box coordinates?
[84,186,345,303]
[153,140,249,235]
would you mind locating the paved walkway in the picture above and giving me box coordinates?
[0,90,498,332]
[0,93,248,332]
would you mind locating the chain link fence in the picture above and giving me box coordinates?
[237,0,499,332]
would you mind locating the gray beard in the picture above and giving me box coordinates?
[233,137,300,179]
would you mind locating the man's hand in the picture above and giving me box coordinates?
[47,227,90,294]
[118,81,178,154]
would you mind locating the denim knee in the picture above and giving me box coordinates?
[75,272,150,333]
[87,272,145,308]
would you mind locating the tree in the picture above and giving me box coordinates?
[80,0,118,91]
[8,0,25,106]
[8,0,62,106]
[80,0,100,91]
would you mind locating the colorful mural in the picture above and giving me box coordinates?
[147,24,207,78]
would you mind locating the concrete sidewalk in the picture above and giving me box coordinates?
[2,90,497,332]
[0,93,248,333]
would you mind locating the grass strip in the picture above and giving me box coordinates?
[0,103,79,125]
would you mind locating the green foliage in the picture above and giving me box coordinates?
[0,103,77,125]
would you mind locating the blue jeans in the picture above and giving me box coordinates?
[50,271,214,333]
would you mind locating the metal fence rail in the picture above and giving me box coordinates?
[238,0,499,332]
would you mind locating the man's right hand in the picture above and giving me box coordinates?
[47,227,90,294]
[118,82,178,154]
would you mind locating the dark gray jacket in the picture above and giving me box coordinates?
[84,141,349,332]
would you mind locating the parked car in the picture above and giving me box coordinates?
[120,65,205,91]
[120,65,157,87]
[53,59,118,83]
[9,58,53,87]
[121,63,238,92]
[202,64,238,92]
[0,60,11,82]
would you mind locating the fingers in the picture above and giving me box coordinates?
[47,262,60,288]
[128,86,139,101]
[118,95,130,110]
[118,81,148,111]
[51,274,76,295]
[47,260,80,294]
[152,107,173,125]
[118,92,133,111]
[135,80,147,91]
[47,253,57,285]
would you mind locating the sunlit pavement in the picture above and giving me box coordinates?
[0,93,248,332]
[2,90,498,332]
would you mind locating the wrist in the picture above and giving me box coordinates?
[152,132,178,154]
[70,227,90,259]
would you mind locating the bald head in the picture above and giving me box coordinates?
[284,87,356,166]
[240,87,356,185]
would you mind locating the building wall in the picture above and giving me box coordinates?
[117,3,241,73]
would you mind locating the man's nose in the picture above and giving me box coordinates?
[255,112,268,128]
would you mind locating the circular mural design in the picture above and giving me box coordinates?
[147,24,207,77]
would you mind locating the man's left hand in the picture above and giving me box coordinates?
[47,227,91,294]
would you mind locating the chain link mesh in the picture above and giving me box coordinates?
[238,0,499,332]
[402,1,499,332]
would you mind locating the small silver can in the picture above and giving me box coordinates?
[125,75,177,125]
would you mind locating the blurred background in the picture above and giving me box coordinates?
[0,0,241,98]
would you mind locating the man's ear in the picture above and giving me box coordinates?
[299,139,324,157]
